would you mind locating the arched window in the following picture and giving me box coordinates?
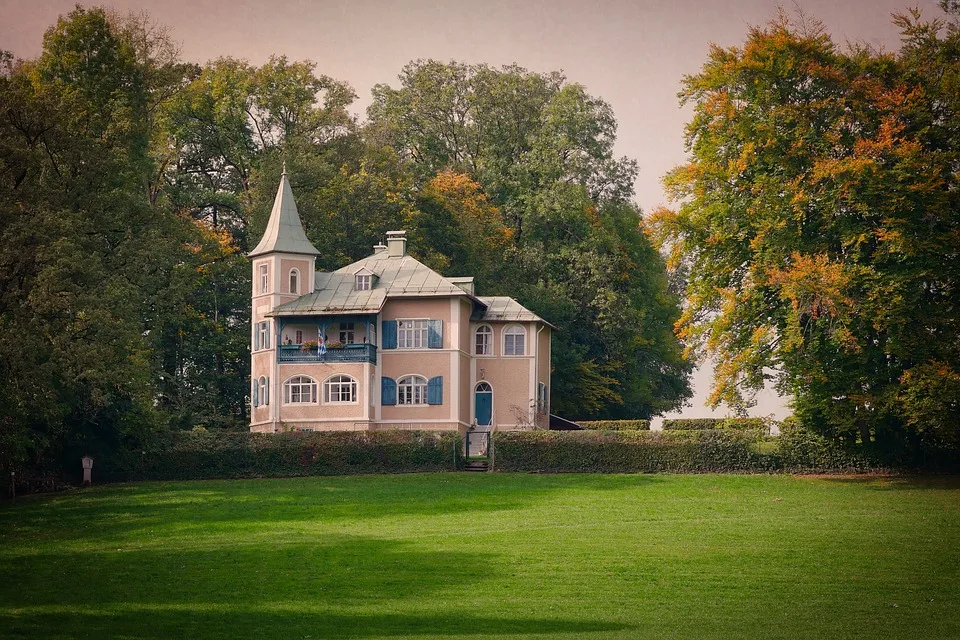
[289,268,300,294]
[258,264,269,294]
[398,375,428,405]
[476,381,492,393]
[503,325,526,356]
[324,374,357,403]
[283,375,317,404]
[475,325,492,355]
[258,376,269,406]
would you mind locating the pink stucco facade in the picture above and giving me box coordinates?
[248,178,551,435]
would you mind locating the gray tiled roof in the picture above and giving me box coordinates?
[334,253,471,297]
[269,273,386,316]
[268,246,552,328]
[269,252,470,317]
[248,173,320,258]
[475,296,553,327]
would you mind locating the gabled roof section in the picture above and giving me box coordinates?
[334,254,472,298]
[267,245,553,328]
[249,171,320,258]
[268,273,386,316]
[474,296,554,328]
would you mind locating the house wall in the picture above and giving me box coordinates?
[470,321,539,428]
[252,263,552,434]
[278,362,368,421]
[279,258,312,295]
[536,327,552,429]
[250,252,316,432]
[380,350,451,422]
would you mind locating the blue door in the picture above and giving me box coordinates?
[475,382,492,426]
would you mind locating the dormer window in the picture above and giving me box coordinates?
[356,274,372,291]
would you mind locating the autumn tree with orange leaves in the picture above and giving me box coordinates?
[650,4,960,449]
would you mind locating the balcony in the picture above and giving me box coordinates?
[278,343,377,365]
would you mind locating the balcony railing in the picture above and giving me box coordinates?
[278,343,377,365]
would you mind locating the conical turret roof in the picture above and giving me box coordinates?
[248,169,320,257]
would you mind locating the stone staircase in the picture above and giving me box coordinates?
[464,459,489,472]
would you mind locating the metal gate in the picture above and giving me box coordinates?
[465,431,490,458]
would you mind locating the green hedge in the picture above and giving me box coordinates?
[578,420,651,431]
[99,430,464,482]
[661,418,771,434]
[662,418,725,431]
[493,429,887,473]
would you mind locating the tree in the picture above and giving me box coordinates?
[0,7,193,474]
[650,8,960,447]
[368,61,692,418]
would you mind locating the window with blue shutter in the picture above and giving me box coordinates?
[252,379,259,407]
[264,376,270,406]
[427,376,443,405]
[428,320,443,349]
[253,324,260,351]
[266,322,271,349]
[381,376,397,405]
[382,320,397,349]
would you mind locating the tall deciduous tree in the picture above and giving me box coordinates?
[0,7,195,473]
[651,6,960,447]
[369,61,692,418]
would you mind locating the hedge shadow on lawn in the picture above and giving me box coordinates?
[0,533,633,638]
[811,475,960,491]
[1,536,495,608]
[0,474,663,548]
[0,610,631,639]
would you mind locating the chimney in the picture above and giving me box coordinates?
[373,241,388,254]
[386,230,407,258]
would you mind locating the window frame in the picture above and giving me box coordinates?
[257,376,269,406]
[295,330,303,345]
[257,321,269,351]
[356,274,372,291]
[475,324,493,356]
[323,374,358,404]
[289,268,300,294]
[503,324,526,356]
[339,322,356,345]
[397,374,428,406]
[258,263,269,294]
[397,319,430,350]
[283,375,318,405]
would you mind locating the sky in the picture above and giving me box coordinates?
[1,0,945,421]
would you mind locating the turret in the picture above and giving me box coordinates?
[249,167,318,431]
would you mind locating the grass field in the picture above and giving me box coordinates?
[1,473,958,639]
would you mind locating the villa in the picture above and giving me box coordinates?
[249,170,553,434]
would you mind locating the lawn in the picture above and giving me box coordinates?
[1,474,958,639]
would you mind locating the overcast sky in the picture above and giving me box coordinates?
[1,0,944,420]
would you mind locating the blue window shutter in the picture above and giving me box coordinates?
[266,322,271,348]
[382,377,397,405]
[264,377,270,406]
[428,320,443,349]
[252,379,259,407]
[254,324,260,351]
[427,376,443,405]
[382,320,397,349]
